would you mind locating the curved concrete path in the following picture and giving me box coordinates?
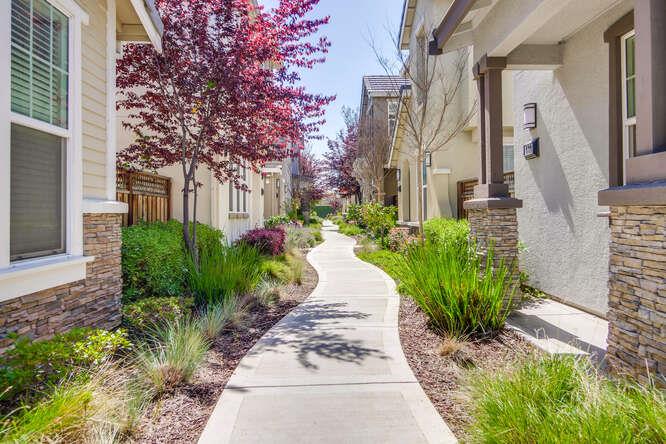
[199,224,456,443]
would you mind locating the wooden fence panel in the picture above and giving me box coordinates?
[457,172,515,219]
[116,169,171,227]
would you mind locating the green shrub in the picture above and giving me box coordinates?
[122,221,187,301]
[360,203,397,240]
[0,328,131,403]
[345,204,362,225]
[285,226,317,250]
[264,215,291,229]
[423,218,469,247]
[395,241,515,337]
[188,244,264,307]
[121,221,224,302]
[252,279,282,307]
[137,318,209,394]
[338,222,363,236]
[123,297,193,333]
[311,228,323,243]
[285,252,305,285]
[469,355,666,444]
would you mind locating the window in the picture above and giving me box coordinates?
[387,99,398,138]
[621,30,636,176]
[9,0,70,261]
[229,164,249,214]
[503,144,514,173]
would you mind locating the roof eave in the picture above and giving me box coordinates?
[129,0,164,52]
[430,0,475,55]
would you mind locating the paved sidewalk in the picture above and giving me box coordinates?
[199,223,456,443]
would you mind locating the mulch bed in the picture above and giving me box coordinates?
[133,252,319,443]
[398,296,534,439]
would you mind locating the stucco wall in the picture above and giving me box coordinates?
[511,3,633,314]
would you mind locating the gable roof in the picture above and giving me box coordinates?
[363,75,411,95]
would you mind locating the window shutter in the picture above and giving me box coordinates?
[11,0,69,128]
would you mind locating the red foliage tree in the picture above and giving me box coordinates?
[323,107,360,200]
[116,0,332,261]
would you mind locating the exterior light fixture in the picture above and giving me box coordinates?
[396,169,401,181]
[424,151,432,167]
[523,103,537,129]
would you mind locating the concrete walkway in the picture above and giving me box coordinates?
[199,223,456,443]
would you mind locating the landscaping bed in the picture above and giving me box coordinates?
[398,295,532,438]
[133,257,318,443]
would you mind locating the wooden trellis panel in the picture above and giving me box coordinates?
[116,169,171,227]
[457,172,515,219]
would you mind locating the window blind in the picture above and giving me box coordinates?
[10,124,66,261]
[11,0,69,128]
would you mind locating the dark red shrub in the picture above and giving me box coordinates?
[237,228,286,256]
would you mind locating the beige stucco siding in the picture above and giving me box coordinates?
[512,2,633,315]
[80,0,109,199]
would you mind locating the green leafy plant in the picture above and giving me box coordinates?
[360,203,397,240]
[188,244,264,307]
[395,241,515,337]
[122,297,194,333]
[252,279,282,307]
[0,328,131,404]
[468,355,666,443]
[264,215,291,229]
[121,220,224,302]
[136,318,210,394]
[423,217,469,247]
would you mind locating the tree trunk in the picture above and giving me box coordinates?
[416,150,424,242]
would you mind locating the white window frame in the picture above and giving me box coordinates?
[621,30,636,183]
[0,0,90,301]
[229,164,250,216]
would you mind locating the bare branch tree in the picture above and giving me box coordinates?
[353,111,392,203]
[370,23,477,239]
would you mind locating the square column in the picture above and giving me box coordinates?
[466,55,522,308]
[599,1,666,384]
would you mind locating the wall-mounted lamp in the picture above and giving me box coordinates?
[523,103,537,129]
[396,169,401,181]
[424,151,432,167]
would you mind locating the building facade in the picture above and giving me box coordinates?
[0,0,162,350]
[430,0,665,382]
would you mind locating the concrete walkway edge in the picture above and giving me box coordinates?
[198,225,456,443]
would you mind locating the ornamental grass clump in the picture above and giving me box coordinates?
[468,355,666,443]
[136,318,209,394]
[395,241,514,338]
[187,244,264,307]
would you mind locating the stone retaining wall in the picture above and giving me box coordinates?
[607,205,665,383]
[0,213,123,352]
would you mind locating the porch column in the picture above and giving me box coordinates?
[466,55,522,308]
[599,2,666,384]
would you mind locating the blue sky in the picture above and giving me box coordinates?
[259,0,405,157]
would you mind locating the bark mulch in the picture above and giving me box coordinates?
[398,296,534,440]
[133,254,318,443]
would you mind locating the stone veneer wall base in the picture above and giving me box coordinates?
[467,207,521,308]
[0,213,123,352]
[607,205,665,385]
